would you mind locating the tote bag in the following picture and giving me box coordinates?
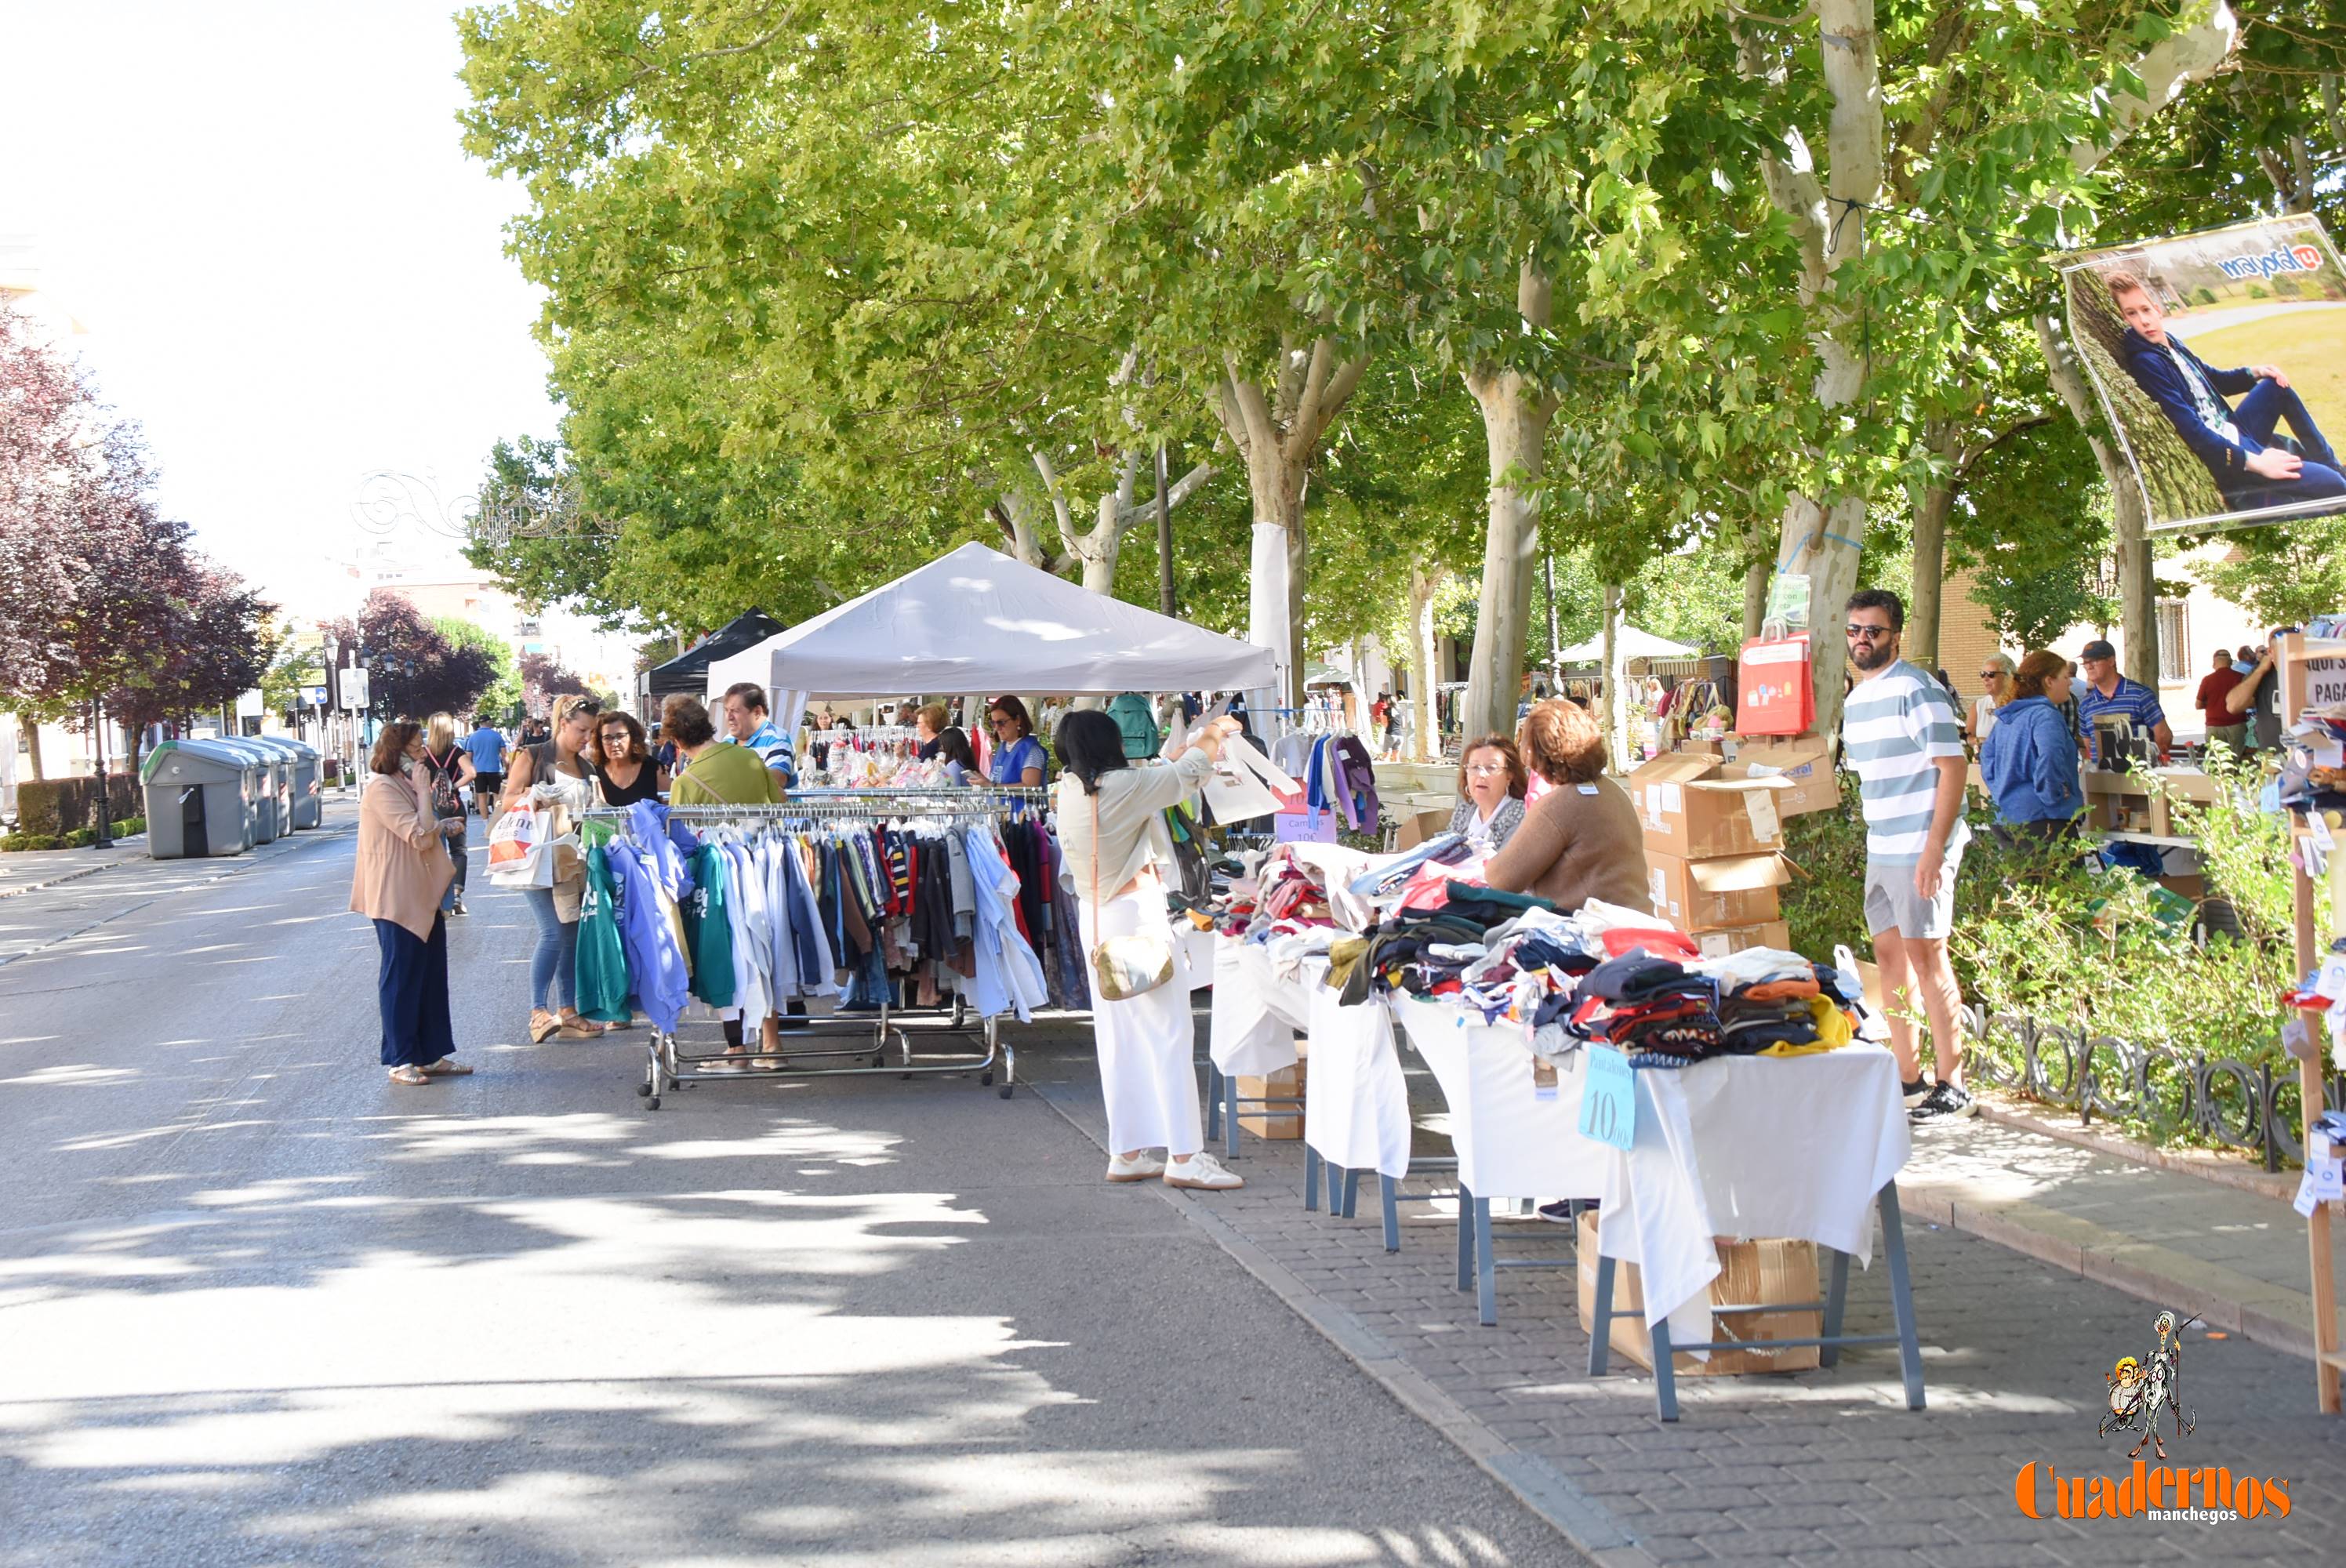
[486,800,554,888]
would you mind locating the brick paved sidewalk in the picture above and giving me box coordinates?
[1022,1036,2346,1568]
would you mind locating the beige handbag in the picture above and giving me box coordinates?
[1088,792,1175,1001]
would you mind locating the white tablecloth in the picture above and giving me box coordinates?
[1393,994,1909,1352]
[1302,979,1413,1178]
[1181,927,1218,993]
[1392,996,1613,1201]
[1207,939,1311,1077]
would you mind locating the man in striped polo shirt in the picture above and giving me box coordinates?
[1843,590,1977,1123]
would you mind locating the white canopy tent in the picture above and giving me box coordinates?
[1552,625,1698,669]
[706,542,1276,702]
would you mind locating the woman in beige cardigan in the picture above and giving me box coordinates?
[350,721,469,1086]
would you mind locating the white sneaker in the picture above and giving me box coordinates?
[1164,1152,1244,1191]
[1106,1152,1168,1183]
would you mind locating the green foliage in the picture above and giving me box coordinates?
[1948,417,2117,647]
[431,617,521,721]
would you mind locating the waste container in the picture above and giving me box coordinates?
[276,737,323,829]
[140,739,258,858]
[216,739,281,844]
[246,736,303,836]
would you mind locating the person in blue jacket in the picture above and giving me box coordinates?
[1978,649,2086,847]
[2106,270,2346,517]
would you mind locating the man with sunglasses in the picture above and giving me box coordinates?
[1842,589,1976,1124]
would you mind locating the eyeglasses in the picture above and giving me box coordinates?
[1465,762,1509,777]
[1844,623,1894,642]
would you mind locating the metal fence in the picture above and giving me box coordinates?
[1963,1004,2330,1171]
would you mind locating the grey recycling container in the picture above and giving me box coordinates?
[215,739,281,844]
[274,737,323,829]
[245,736,307,835]
[140,739,258,858]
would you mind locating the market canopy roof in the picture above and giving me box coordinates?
[646,609,789,698]
[706,542,1276,699]
[1553,625,1698,667]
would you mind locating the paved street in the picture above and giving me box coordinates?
[0,824,1570,1567]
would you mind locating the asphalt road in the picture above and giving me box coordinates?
[0,821,1575,1567]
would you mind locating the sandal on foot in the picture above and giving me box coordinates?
[387,1065,431,1087]
[528,1011,561,1044]
[420,1058,473,1076]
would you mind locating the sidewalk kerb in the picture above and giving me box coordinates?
[1030,1081,1654,1568]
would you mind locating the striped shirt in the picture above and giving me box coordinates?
[2075,677,2166,765]
[1843,660,1968,866]
[726,720,796,785]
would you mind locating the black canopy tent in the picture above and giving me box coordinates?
[644,610,789,700]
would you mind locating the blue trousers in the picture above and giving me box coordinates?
[375,916,456,1068]
[2223,379,2346,512]
[524,887,578,1012]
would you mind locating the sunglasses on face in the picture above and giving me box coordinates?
[1845,624,1893,642]
[1980,670,2005,681]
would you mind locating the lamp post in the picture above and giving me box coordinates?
[91,699,112,849]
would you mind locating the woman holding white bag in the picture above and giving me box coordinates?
[1055,707,1244,1191]
[499,693,605,1042]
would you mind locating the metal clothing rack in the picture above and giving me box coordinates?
[584,790,1051,1107]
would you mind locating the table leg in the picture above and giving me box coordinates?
[1303,1145,1320,1212]
[1380,1173,1400,1254]
[1341,1167,1362,1219]
[1204,1063,1222,1142]
[1649,1315,1681,1421]
[1474,1196,1497,1327]
[1879,1182,1927,1411]
[1456,1182,1474,1293]
[1818,1247,1852,1368]
[1587,1253,1615,1377]
[1223,1073,1240,1160]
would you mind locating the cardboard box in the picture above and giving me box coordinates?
[2278,631,2346,722]
[1627,753,1792,858]
[1393,793,1457,851]
[1694,919,1794,957]
[1238,1062,1306,1138]
[1576,1210,1822,1376]
[1729,735,1839,818]
[1646,851,1789,931]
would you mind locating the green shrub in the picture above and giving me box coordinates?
[15,775,136,837]
[0,834,67,852]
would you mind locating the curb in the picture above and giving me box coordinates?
[1031,1082,1656,1568]
[0,848,149,901]
[1973,1091,2296,1204]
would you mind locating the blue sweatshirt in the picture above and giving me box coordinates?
[1977,696,2084,826]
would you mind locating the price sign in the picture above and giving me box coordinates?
[1578,1045,1636,1151]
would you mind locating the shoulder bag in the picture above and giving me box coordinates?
[1088,789,1175,1001]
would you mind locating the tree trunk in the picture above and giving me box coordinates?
[1907,420,1958,673]
[2036,313,2158,685]
[1601,583,1624,771]
[1215,339,1370,710]
[1408,564,1444,762]
[1461,263,1560,741]
[1741,546,1770,644]
[1755,0,1884,742]
[20,713,42,781]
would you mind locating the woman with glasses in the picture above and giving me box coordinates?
[591,710,663,805]
[1448,733,1528,851]
[1978,649,2085,847]
[986,696,1047,786]
[1968,653,2016,745]
[1484,700,1647,910]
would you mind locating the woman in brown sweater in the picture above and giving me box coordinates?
[1483,699,1648,911]
[350,721,468,1085]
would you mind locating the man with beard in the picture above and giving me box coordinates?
[1842,590,1976,1124]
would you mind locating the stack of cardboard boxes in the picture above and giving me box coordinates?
[1625,736,1836,956]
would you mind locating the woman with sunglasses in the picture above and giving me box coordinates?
[1967,653,2016,746]
[986,696,1047,786]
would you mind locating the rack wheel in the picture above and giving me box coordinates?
[646,1094,661,1110]
[871,1052,885,1069]
[636,1082,651,1098]
[998,1083,1014,1099]
[980,1071,994,1087]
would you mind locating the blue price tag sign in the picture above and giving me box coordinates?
[1578,1046,1636,1151]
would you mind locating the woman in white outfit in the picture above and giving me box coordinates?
[1055,707,1244,1191]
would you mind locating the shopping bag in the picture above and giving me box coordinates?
[487,802,553,888]
[1737,634,1814,737]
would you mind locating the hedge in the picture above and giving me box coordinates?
[14,774,137,838]
[0,816,145,853]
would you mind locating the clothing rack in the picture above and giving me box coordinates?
[584,792,1051,1105]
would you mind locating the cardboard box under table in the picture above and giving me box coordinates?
[1645,851,1788,932]
[1578,1214,1821,1377]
